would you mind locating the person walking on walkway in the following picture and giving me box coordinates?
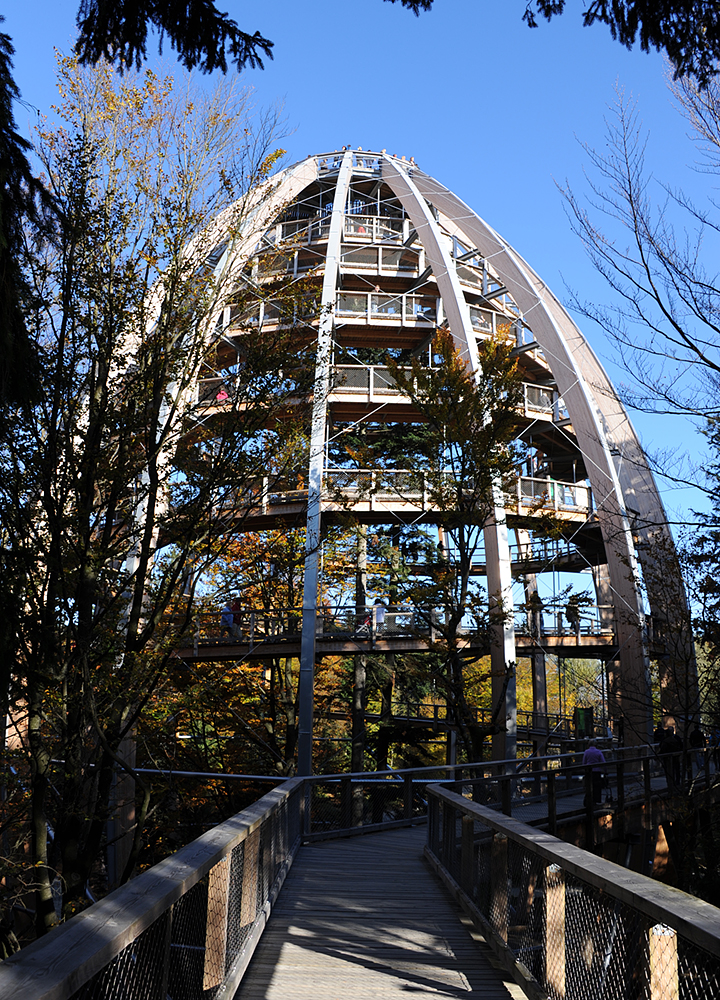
[565,593,583,638]
[660,727,682,790]
[230,595,243,639]
[220,601,234,638]
[582,740,606,805]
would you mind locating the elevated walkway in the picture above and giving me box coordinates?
[177,603,619,664]
[4,753,718,1000]
[239,825,523,999]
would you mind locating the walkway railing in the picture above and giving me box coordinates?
[426,783,720,1000]
[0,779,304,1000]
[207,469,593,522]
[193,601,615,649]
[2,750,710,999]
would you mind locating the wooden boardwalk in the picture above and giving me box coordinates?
[236,826,525,999]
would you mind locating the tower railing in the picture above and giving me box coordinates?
[192,601,615,650]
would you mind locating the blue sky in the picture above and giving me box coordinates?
[4,1,709,522]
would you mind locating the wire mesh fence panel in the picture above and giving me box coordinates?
[507,840,545,985]
[561,873,646,1000]
[167,878,212,1000]
[678,933,720,1000]
[70,915,171,1000]
[426,788,720,1000]
[224,839,248,973]
[51,781,304,1000]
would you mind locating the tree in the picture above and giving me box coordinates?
[379,330,528,760]
[1,0,274,401]
[74,0,273,74]
[0,18,51,407]
[388,1,720,85]
[564,82,720,427]
[563,76,720,744]
[0,57,312,933]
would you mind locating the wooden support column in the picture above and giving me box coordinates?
[519,540,547,733]
[298,150,353,776]
[485,508,517,763]
[649,924,679,1000]
[352,526,367,825]
[545,864,566,998]
[240,827,260,930]
[461,814,474,893]
[547,770,557,836]
[203,854,230,990]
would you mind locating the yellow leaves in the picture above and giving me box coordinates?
[257,149,287,180]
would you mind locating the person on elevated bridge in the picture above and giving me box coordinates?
[582,740,606,805]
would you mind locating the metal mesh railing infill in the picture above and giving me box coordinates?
[0,779,303,1000]
[426,784,720,1000]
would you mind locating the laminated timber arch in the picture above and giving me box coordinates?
[199,149,694,773]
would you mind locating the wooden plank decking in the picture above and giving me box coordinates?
[236,826,526,999]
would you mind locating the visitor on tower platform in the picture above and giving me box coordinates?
[565,594,582,638]
[582,740,606,805]
[527,590,543,637]
[220,601,234,638]
[230,595,243,639]
[374,599,386,635]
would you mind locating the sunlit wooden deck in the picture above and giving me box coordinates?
[236,826,525,999]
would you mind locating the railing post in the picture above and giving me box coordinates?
[545,864,566,998]
[650,923,679,1000]
[616,758,625,809]
[303,783,312,839]
[547,770,557,836]
[501,775,512,817]
[616,758,626,840]
[705,747,712,788]
[403,774,413,820]
[461,814,474,893]
[584,766,595,851]
[643,757,652,813]
[490,833,508,942]
[340,776,352,829]
[428,794,438,852]
[442,802,454,864]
